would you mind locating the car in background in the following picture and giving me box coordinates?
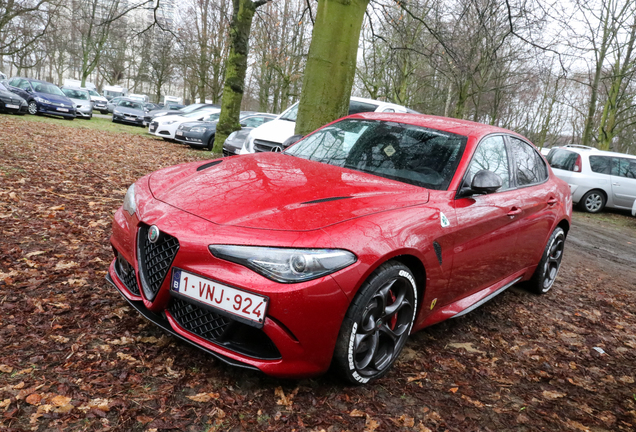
[143,102,218,126]
[86,88,109,113]
[148,107,221,140]
[222,112,278,156]
[61,87,93,119]
[6,77,75,119]
[0,82,27,114]
[546,145,636,213]
[128,93,149,103]
[107,96,126,113]
[178,111,276,152]
[112,99,146,126]
[241,97,417,154]
[632,198,636,217]
[107,113,571,383]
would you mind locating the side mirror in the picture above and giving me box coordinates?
[239,122,247,127]
[282,134,305,149]
[459,170,503,197]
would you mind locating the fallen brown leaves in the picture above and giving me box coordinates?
[1,115,636,431]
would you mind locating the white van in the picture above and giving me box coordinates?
[240,96,414,154]
[103,85,128,100]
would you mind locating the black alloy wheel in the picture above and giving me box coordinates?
[526,227,565,294]
[207,134,216,151]
[27,101,38,115]
[334,261,417,384]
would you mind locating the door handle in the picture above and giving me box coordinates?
[547,197,558,206]
[507,207,522,217]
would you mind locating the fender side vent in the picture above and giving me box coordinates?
[302,196,351,205]
[433,241,443,265]
[197,160,222,171]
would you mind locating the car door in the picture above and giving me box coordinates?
[610,157,636,208]
[507,136,556,269]
[449,135,522,299]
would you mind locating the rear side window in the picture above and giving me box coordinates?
[348,101,379,115]
[612,158,636,178]
[547,148,578,171]
[509,137,548,186]
[589,156,612,174]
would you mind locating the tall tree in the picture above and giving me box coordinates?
[213,0,269,152]
[295,0,369,136]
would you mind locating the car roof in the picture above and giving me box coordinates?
[553,145,636,159]
[349,112,522,140]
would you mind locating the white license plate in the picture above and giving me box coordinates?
[6,104,19,109]
[125,116,135,121]
[171,269,268,326]
[176,130,183,136]
[57,107,69,112]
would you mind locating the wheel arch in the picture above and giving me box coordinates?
[391,254,427,311]
[557,218,570,238]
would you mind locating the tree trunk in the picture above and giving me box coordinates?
[212,0,265,153]
[294,0,369,136]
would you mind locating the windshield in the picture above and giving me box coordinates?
[180,103,206,113]
[118,100,143,110]
[280,103,299,121]
[32,82,64,96]
[285,119,467,190]
[62,88,89,100]
[184,108,217,118]
[204,113,220,122]
[87,89,100,97]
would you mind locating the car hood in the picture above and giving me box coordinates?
[250,118,296,145]
[0,89,25,102]
[115,107,144,116]
[37,92,73,105]
[149,153,430,231]
[181,121,218,128]
[91,96,108,102]
[68,97,90,106]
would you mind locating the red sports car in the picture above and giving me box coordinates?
[107,113,571,384]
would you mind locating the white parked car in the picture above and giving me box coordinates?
[240,97,415,154]
[148,107,220,140]
[546,145,636,213]
[632,197,636,217]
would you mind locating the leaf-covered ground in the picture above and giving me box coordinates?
[1,115,635,431]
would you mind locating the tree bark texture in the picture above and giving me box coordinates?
[294,0,370,136]
[213,0,264,153]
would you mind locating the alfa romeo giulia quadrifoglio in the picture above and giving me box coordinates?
[106,113,571,384]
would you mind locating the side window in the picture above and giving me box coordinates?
[509,137,548,186]
[242,117,265,128]
[589,156,612,174]
[612,158,636,178]
[546,148,577,171]
[464,136,510,190]
[9,78,18,86]
[18,79,31,91]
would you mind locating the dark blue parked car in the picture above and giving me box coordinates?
[6,77,76,119]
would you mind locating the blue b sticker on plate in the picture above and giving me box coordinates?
[171,269,181,292]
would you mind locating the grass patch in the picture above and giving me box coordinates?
[6,113,150,136]
[572,208,636,230]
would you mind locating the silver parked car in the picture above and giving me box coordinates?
[546,145,636,213]
[61,87,93,119]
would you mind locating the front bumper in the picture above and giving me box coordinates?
[149,122,178,138]
[75,106,93,118]
[107,198,351,378]
[114,113,144,125]
[0,101,27,114]
[37,102,75,118]
[223,142,242,157]
[175,130,211,147]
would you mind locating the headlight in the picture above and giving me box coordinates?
[122,184,137,216]
[227,131,237,140]
[209,245,357,283]
[154,112,167,118]
[113,109,122,115]
[35,96,51,104]
[164,120,178,125]
[190,126,208,133]
[240,132,255,154]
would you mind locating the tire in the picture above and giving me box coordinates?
[579,190,606,213]
[207,134,215,151]
[100,110,108,114]
[65,117,74,121]
[525,227,565,295]
[333,261,418,384]
[27,101,38,115]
